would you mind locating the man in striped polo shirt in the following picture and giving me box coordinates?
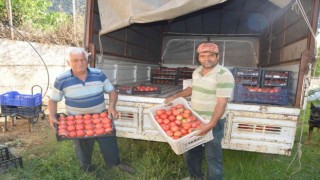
[48,47,133,173]
[165,42,234,180]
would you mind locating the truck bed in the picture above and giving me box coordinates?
[115,84,184,103]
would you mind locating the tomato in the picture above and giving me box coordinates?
[95,123,103,129]
[175,120,182,126]
[174,131,182,138]
[75,114,83,120]
[67,120,75,126]
[186,117,193,123]
[86,129,95,136]
[169,121,176,127]
[105,127,113,133]
[75,119,84,124]
[85,124,95,130]
[84,119,92,124]
[100,112,108,118]
[69,131,77,138]
[58,116,66,121]
[190,116,197,121]
[172,136,179,140]
[156,110,164,116]
[177,108,185,113]
[172,110,180,116]
[184,109,192,114]
[191,122,198,128]
[156,118,163,124]
[188,128,195,134]
[181,128,188,135]
[103,123,112,128]
[176,104,184,109]
[92,114,100,119]
[101,117,112,124]
[95,128,106,135]
[161,124,170,131]
[166,130,174,136]
[58,120,67,125]
[182,113,190,118]
[83,114,91,120]
[58,129,68,137]
[182,122,191,130]
[76,130,86,137]
[92,118,101,124]
[168,115,176,121]
[163,119,170,124]
[268,89,275,93]
[165,110,172,116]
[67,125,76,132]
[176,115,183,121]
[67,115,75,121]
[170,107,177,111]
[170,125,179,132]
[58,124,67,130]
[76,124,85,130]
[160,114,168,119]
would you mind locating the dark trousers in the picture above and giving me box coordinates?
[183,118,225,180]
[74,135,120,170]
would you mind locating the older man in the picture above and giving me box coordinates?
[48,47,133,173]
[165,42,235,180]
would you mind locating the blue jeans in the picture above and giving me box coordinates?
[74,135,120,170]
[183,118,225,180]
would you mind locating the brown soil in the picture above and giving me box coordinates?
[0,115,55,154]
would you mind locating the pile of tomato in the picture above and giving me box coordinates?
[57,112,113,138]
[134,85,159,92]
[153,104,203,140]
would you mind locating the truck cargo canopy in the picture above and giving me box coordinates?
[97,0,291,35]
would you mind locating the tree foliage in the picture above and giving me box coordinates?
[0,0,70,30]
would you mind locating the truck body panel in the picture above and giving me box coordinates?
[86,0,319,155]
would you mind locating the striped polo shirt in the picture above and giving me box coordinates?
[191,64,235,120]
[49,68,114,115]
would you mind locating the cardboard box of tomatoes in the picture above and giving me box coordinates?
[148,97,214,155]
[55,111,115,141]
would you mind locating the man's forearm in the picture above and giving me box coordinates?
[109,90,118,108]
[172,87,192,99]
[48,99,58,119]
[208,98,228,128]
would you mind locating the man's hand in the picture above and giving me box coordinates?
[164,96,176,104]
[195,123,213,136]
[108,107,118,119]
[49,117,58,129]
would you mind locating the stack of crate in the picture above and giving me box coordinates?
[151,67,178,85]
[233,68,261,87]
[233,68,290,106]
[177,67,195,85]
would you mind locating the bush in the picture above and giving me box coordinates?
[0,0,84,46]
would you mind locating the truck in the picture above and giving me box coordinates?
[83,0,320,155]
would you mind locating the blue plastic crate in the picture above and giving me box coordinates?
[233,85,289,106]
[0,91,42,107]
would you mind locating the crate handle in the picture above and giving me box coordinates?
[31,85,43,95]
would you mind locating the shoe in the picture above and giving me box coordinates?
[81,165,96,173]
[116,163,134,174]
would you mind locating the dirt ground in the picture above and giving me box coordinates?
[0,115,55,154]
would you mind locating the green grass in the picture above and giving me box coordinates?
[2,103,320,179]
